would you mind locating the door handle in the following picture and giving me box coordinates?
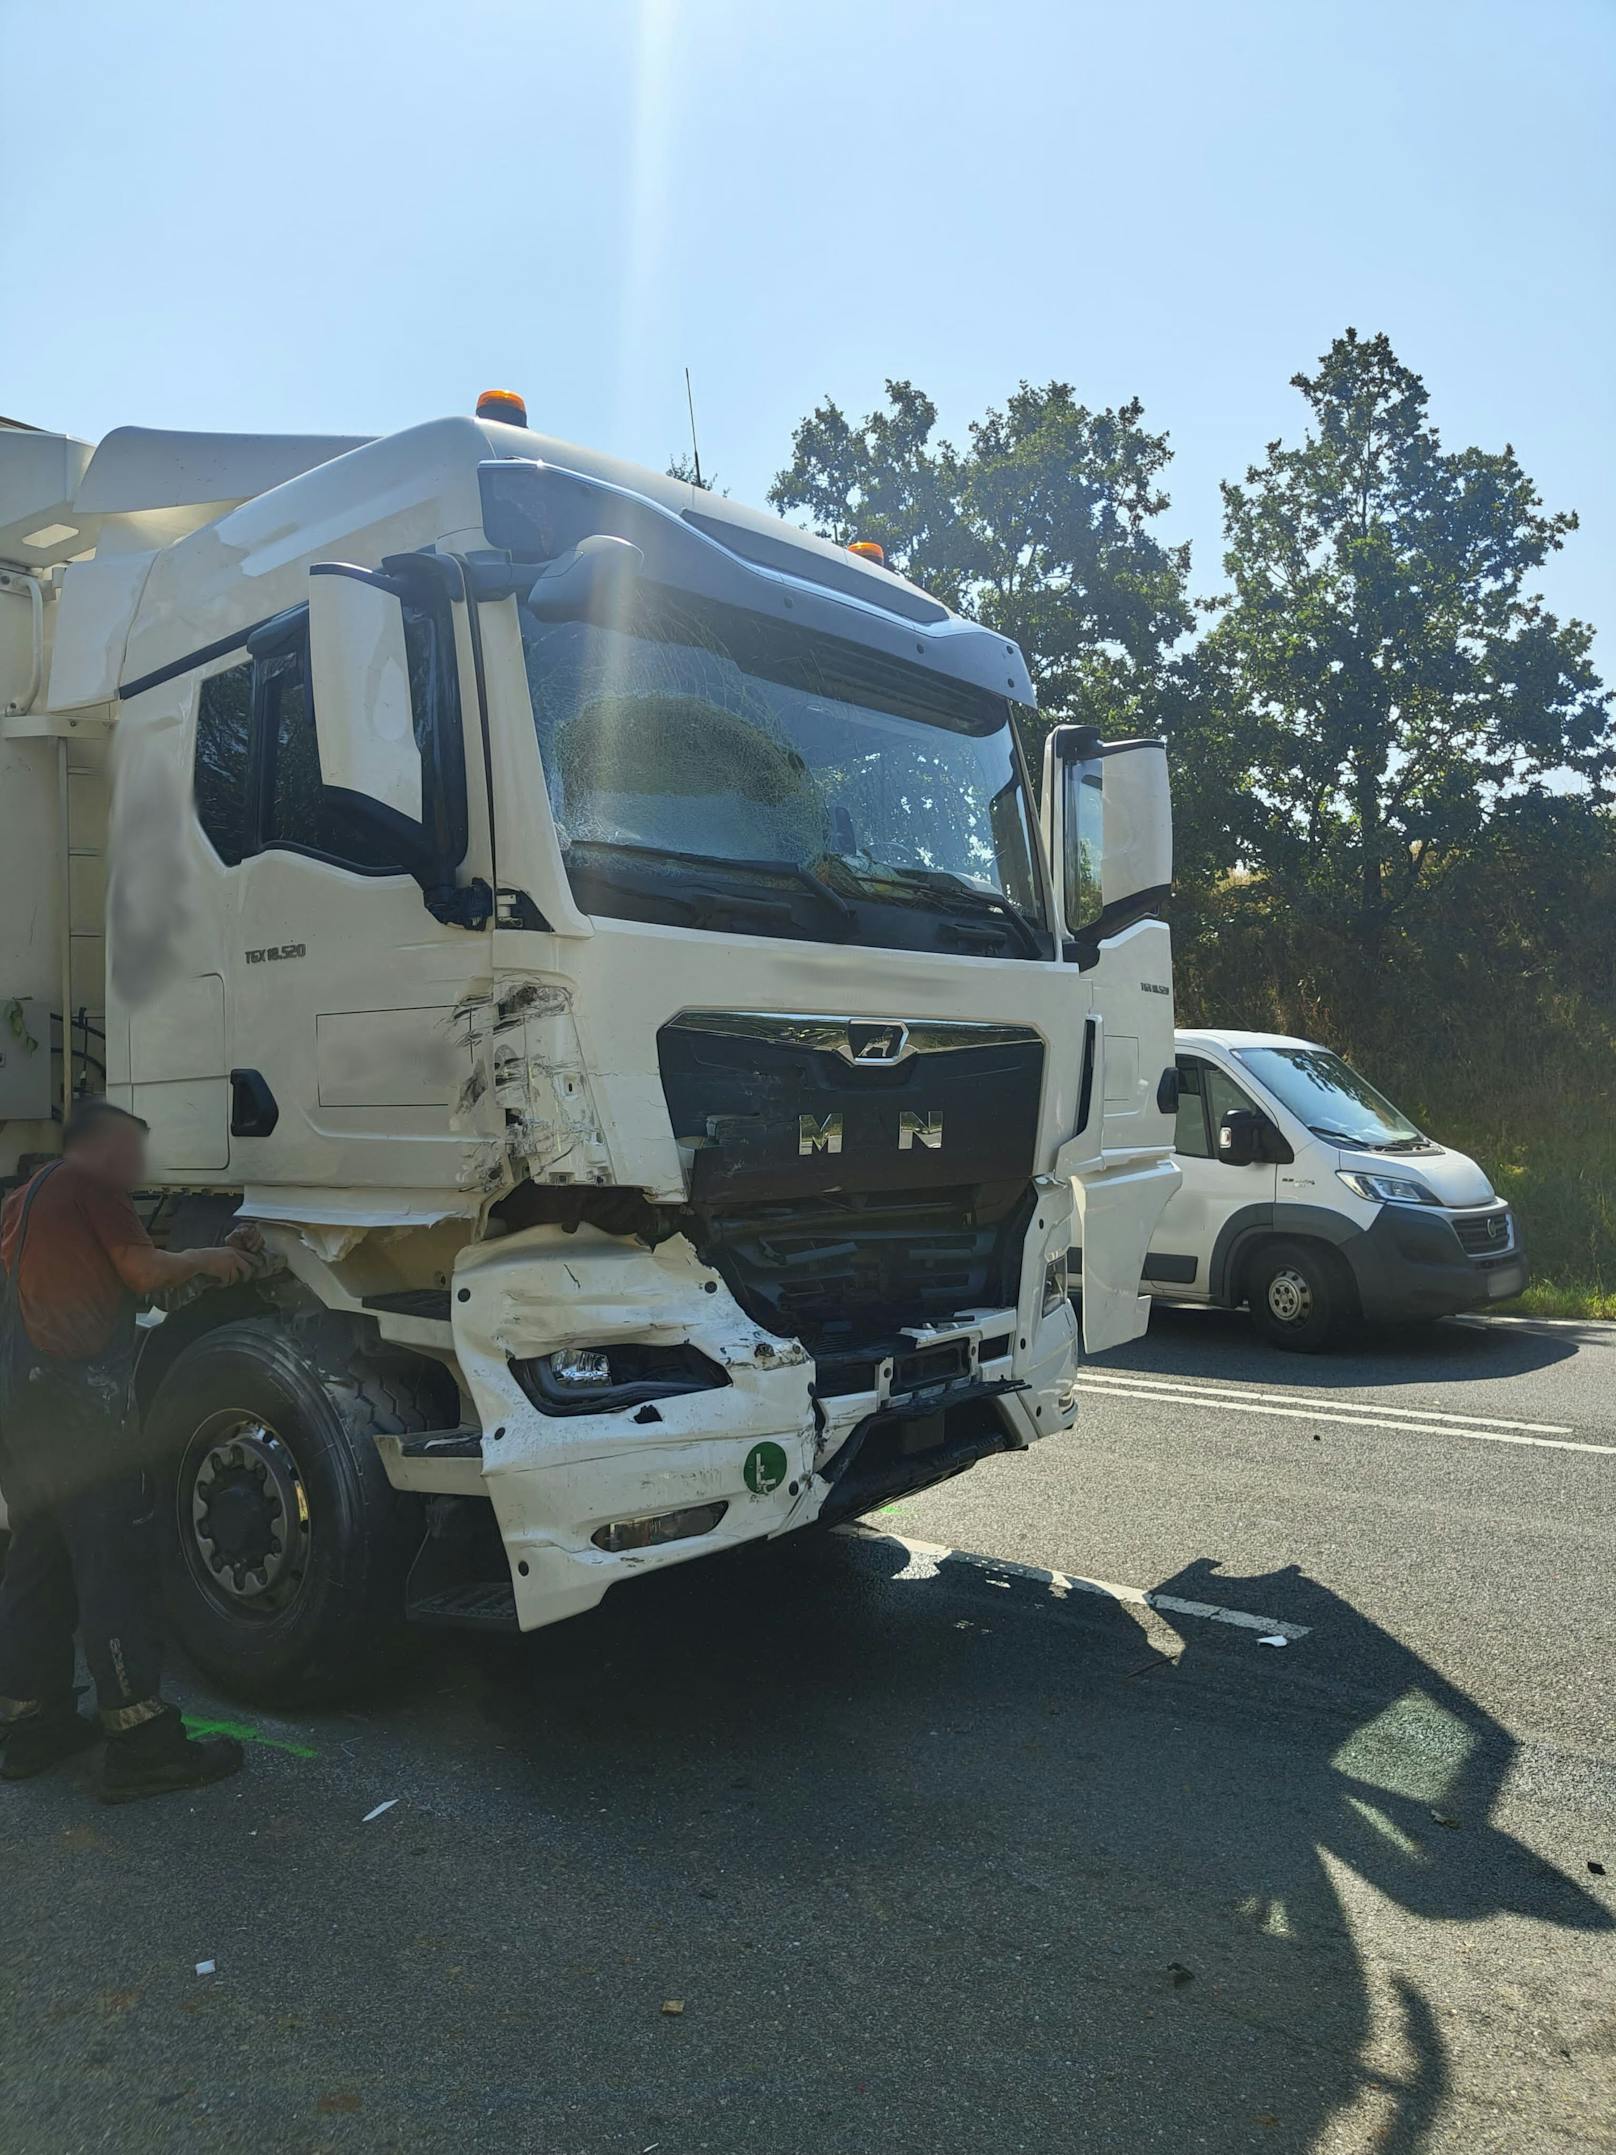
[229,1068,279,1138]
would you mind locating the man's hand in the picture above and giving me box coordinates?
[196,1246,254,1286]
[226,1223,264,1256]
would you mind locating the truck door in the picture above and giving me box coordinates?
[227,564,488,1201]
[1043,729,1181,1354]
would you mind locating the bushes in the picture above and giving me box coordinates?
[1174,801,1616,1306]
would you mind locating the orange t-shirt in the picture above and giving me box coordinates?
[0,1162,154,1360]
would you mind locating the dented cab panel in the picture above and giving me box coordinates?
[452,1223,817,1627]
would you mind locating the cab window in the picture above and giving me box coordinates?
[1174,1057,1211,1156]
[1205,1061,1261,1133]
[193,661,252,865]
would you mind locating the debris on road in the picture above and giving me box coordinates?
[1589,1860,1606,1876]
[194,1960,215,1977]
[661,2000,685,2016]
[1257,1634,1289,1648]
[1167,1962,1195,1987]
[361,1799,399,1823]
[1432,1811,1461,1830]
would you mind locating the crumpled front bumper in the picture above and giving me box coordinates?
[449,1180,1079,1632]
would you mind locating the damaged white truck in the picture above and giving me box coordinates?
[0,402,1178,1699]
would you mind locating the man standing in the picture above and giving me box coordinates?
[0,1100,256,1801]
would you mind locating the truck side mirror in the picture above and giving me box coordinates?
[526,534,643,622]
[307,564,426,833]
[1042,728,1172,945]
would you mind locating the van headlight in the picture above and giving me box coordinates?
[1337,1170,1440,1206]
[1042,1250,1070,1314]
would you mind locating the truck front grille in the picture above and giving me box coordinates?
[690,1182,1036,1358]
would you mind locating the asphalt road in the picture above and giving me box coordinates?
[2,1308,1613,2153]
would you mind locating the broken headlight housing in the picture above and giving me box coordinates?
[510,1342,730,1417]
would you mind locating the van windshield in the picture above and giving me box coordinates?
[1233,1047,1430,1150]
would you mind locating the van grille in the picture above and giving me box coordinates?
[1453,1208,1512,1256]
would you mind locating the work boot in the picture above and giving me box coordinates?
[98,1707,243,1804]
[0,1704,100,1781]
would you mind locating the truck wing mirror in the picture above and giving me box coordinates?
[307,564,429,849]
[526,534,643,621]
[1041,728,1172,947]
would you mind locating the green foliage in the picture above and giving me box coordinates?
[666,452,722,493]
[1175,793,1616,1299]
[1182,329,1611,940]
[768,378,1192,756]
[769,338,1614,1306]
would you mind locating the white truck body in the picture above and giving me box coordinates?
[1,409,1178,1693]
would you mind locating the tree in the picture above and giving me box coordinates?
[666,452,722,493]
[1188,329,1611,944]
[769,379,1192,751]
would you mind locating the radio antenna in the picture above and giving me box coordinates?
[684,366,704,491]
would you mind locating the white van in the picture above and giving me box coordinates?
[1081,1028,1526,1350]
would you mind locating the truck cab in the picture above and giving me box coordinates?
[2,408,1180,1696]
[1140,1029,1526,1348]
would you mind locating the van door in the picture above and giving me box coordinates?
[1148,1054,1276,1296]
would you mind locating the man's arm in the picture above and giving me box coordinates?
[109,1242,253,1296]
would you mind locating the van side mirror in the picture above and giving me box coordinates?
[1041,729,1172,945]
[307,564,429,852]
[1218,1107,1293,1167]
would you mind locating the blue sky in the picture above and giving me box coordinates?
[5,0,1611,664]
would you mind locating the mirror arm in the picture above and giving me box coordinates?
[422,876,494,931]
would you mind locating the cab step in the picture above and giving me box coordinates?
[406,1580,518,1631]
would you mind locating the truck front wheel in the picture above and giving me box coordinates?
[146,1319,448,1704]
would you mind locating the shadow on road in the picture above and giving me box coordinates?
[5,1524,1610,2151]
[1100,1301,1582,1389]
[401,1529,1611,2153]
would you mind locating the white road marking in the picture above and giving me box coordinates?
[838,1524,1312,1640]
[1072,1371,1614,1456]
[1076,1367,1572,1434]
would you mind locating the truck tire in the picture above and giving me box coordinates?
[146,1318,444,1704]
[1246,1239,1347,1353]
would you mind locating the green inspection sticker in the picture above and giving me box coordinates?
[743,1441,789,1496]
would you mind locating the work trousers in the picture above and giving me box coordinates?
[0,1372,165,1731]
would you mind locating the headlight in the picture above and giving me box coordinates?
[1042,1250,1070,1314]
[511,1343,729,1416]
[1336,1170,1440,1206]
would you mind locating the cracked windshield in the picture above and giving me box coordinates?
[519,592,1040,914]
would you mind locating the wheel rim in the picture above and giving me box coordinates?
[179,1410,312,1621]
[1265,1267,1313,1326]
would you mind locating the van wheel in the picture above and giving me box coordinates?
[1247,1241,1344,1353]
[146,1319,447,1705]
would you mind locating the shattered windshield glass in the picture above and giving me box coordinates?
[517,589,1040,914]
